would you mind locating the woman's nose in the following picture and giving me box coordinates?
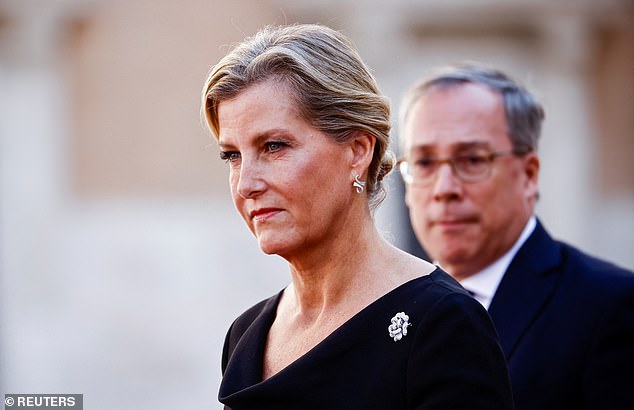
[235,159,266,199]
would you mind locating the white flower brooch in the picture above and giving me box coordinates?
[388,312,411,342]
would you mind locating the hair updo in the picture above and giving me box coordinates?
[202,23,394,210]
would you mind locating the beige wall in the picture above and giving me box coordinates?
[69,0,283,197]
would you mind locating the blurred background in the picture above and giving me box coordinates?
[1,0,632,408]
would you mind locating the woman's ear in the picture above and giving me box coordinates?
[350,132,376,173]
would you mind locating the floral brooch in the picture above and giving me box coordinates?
[388,312,411,342]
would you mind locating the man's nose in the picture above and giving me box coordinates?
[431,162,463,201]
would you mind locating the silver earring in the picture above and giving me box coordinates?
[353,174,366,193]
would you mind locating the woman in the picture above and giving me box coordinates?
[201,24,513,409]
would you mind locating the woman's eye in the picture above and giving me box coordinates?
[219,151,240,163]
[264,141,286,153]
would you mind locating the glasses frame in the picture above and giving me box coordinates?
[397,148,530,185]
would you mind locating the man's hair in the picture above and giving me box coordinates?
[400,63,544,153]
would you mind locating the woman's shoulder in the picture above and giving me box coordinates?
[396,267,470,300]
[381,267,491,331]
[385,269,499,352]
[374,267,479,323]
[425,267,471,295]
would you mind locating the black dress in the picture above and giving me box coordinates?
[219,268,513,409]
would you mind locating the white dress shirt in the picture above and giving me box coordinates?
[458,216,537,309]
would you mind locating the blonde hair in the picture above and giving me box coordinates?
[201,24,394,209]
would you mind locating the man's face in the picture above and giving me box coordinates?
[402,83,539,280]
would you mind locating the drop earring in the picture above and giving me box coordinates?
[353,174,366,193]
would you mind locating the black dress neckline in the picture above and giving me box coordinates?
[225,268,440,387]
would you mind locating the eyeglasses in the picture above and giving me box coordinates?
[398,149,528,185]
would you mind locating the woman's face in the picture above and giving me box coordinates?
[217,79,355,259]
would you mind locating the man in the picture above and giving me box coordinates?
[398,64,634,409]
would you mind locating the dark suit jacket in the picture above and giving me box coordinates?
[489,220,634,409]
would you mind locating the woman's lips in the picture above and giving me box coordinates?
[250,208,282,222]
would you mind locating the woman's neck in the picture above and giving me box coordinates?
[282,221,397,319]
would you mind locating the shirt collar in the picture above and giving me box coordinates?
[458,216,536,309]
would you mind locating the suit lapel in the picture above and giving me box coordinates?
[488,220,563,359]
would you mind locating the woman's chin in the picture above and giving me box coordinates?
[259,246,278,255]
[257,240,285,256]
[258,239,301,260]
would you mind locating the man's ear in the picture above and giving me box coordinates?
[350,132,376,174]
[404,184,412,209]
[523,152,540,203]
